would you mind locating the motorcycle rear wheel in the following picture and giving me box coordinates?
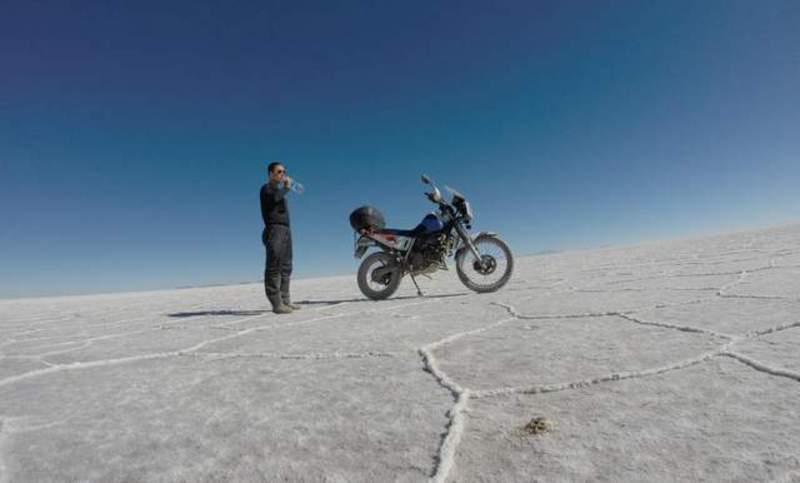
[456,235,514,293]
[357,251,402,300]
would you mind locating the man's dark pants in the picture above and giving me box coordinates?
[263,224,293,308]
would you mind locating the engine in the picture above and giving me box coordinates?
[408,234,451,274]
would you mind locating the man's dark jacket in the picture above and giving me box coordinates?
[260,183,290,227]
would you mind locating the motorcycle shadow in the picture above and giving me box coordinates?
[296,292,468,306]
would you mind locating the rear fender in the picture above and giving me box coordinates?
[355,234,407,258]
[354,235,376,259]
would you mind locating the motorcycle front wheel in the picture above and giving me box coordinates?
[357,251,402,300]
[456,235,514,293]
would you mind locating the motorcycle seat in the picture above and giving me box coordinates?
[373,227,422,237]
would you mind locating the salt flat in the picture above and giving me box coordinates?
[1,224,800,482]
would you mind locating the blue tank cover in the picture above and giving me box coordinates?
[417,213,445,233]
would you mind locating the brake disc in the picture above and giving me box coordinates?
[473,255,497,275]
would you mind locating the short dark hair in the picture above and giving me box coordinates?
[268,161,284,174]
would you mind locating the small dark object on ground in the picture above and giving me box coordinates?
[521,416,555,435]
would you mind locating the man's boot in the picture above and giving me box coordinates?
[270,297,293,314]
[273,304,293,314]
[284,299,301,311]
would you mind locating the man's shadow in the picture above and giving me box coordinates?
[166,292,467,318]
[167,309,269,318]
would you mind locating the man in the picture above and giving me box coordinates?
[260,161,301,314]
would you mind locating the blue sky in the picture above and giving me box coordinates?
[1,0,799,298]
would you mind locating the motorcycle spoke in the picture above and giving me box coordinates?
[459,239,510,288]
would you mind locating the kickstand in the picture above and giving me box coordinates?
[409,273,424,297]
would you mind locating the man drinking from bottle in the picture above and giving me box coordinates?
[260,161,301,314]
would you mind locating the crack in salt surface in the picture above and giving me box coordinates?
[416,307,517,481]
[588,259,775,292]
[38,327,162,359]
[0,297,463,389]
[718,293,793,301]
[490,298,716,322]
[741,320,800,339]
[713,260,797,301]
[0,352,175,389]
[616,313,735,340]
[575,287,720,294]
[0,293,472,480]
[470,272,800,398]
[2,243,797,481]
[471,344,732,399]
[418,343,468,483]
[428,391,469,483]
[0,318,322,388]
[180,298,447,355]
[0,301,350,358]
[722,352,800,383]
[491,302,621,320]
[0,419,7,483]
[191,350,403,361]
[419,280,799,479]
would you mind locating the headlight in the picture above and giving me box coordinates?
[464,202,474,221]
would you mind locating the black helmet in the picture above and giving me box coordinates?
[349,206,385,232]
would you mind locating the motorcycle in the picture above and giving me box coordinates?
[350,175,514,300]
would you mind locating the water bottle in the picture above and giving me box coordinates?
[288,179,305,195]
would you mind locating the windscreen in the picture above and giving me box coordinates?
[445,186,466,201]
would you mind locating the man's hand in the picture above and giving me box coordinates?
[283,176,293,188]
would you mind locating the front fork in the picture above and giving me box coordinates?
[455,222,484,268]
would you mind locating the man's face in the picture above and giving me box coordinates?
[270,165,286,183]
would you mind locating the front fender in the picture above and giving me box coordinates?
[455,231,498,259]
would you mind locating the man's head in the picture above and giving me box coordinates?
[268,161,286,183]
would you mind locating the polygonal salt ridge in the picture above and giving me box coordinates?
[773,252,800,268]
[0,304,366,387]
[43,328,227,366]
[504,289,716,320]
[0,355,449,483]
[0,294,460,390]
[670,260,774,274]
[195,305,509,357]
[456,358,800,483]
[0,295,269,339]
[583,270,746,289]
[434,309,726,388]
[0,415,73,436]
[624,296,800,339]
[3,304,344,364]
[415,301,718,481]
[2,224,799,482]
[726,324,800,376]
[1,338,89,357]
[0,357,53,380]
[469,300,800,389]
[5,313,155,336]
[722,266,800,300]
[720,352,800,383]
[191,350,403,362]
[1,316,243,360]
